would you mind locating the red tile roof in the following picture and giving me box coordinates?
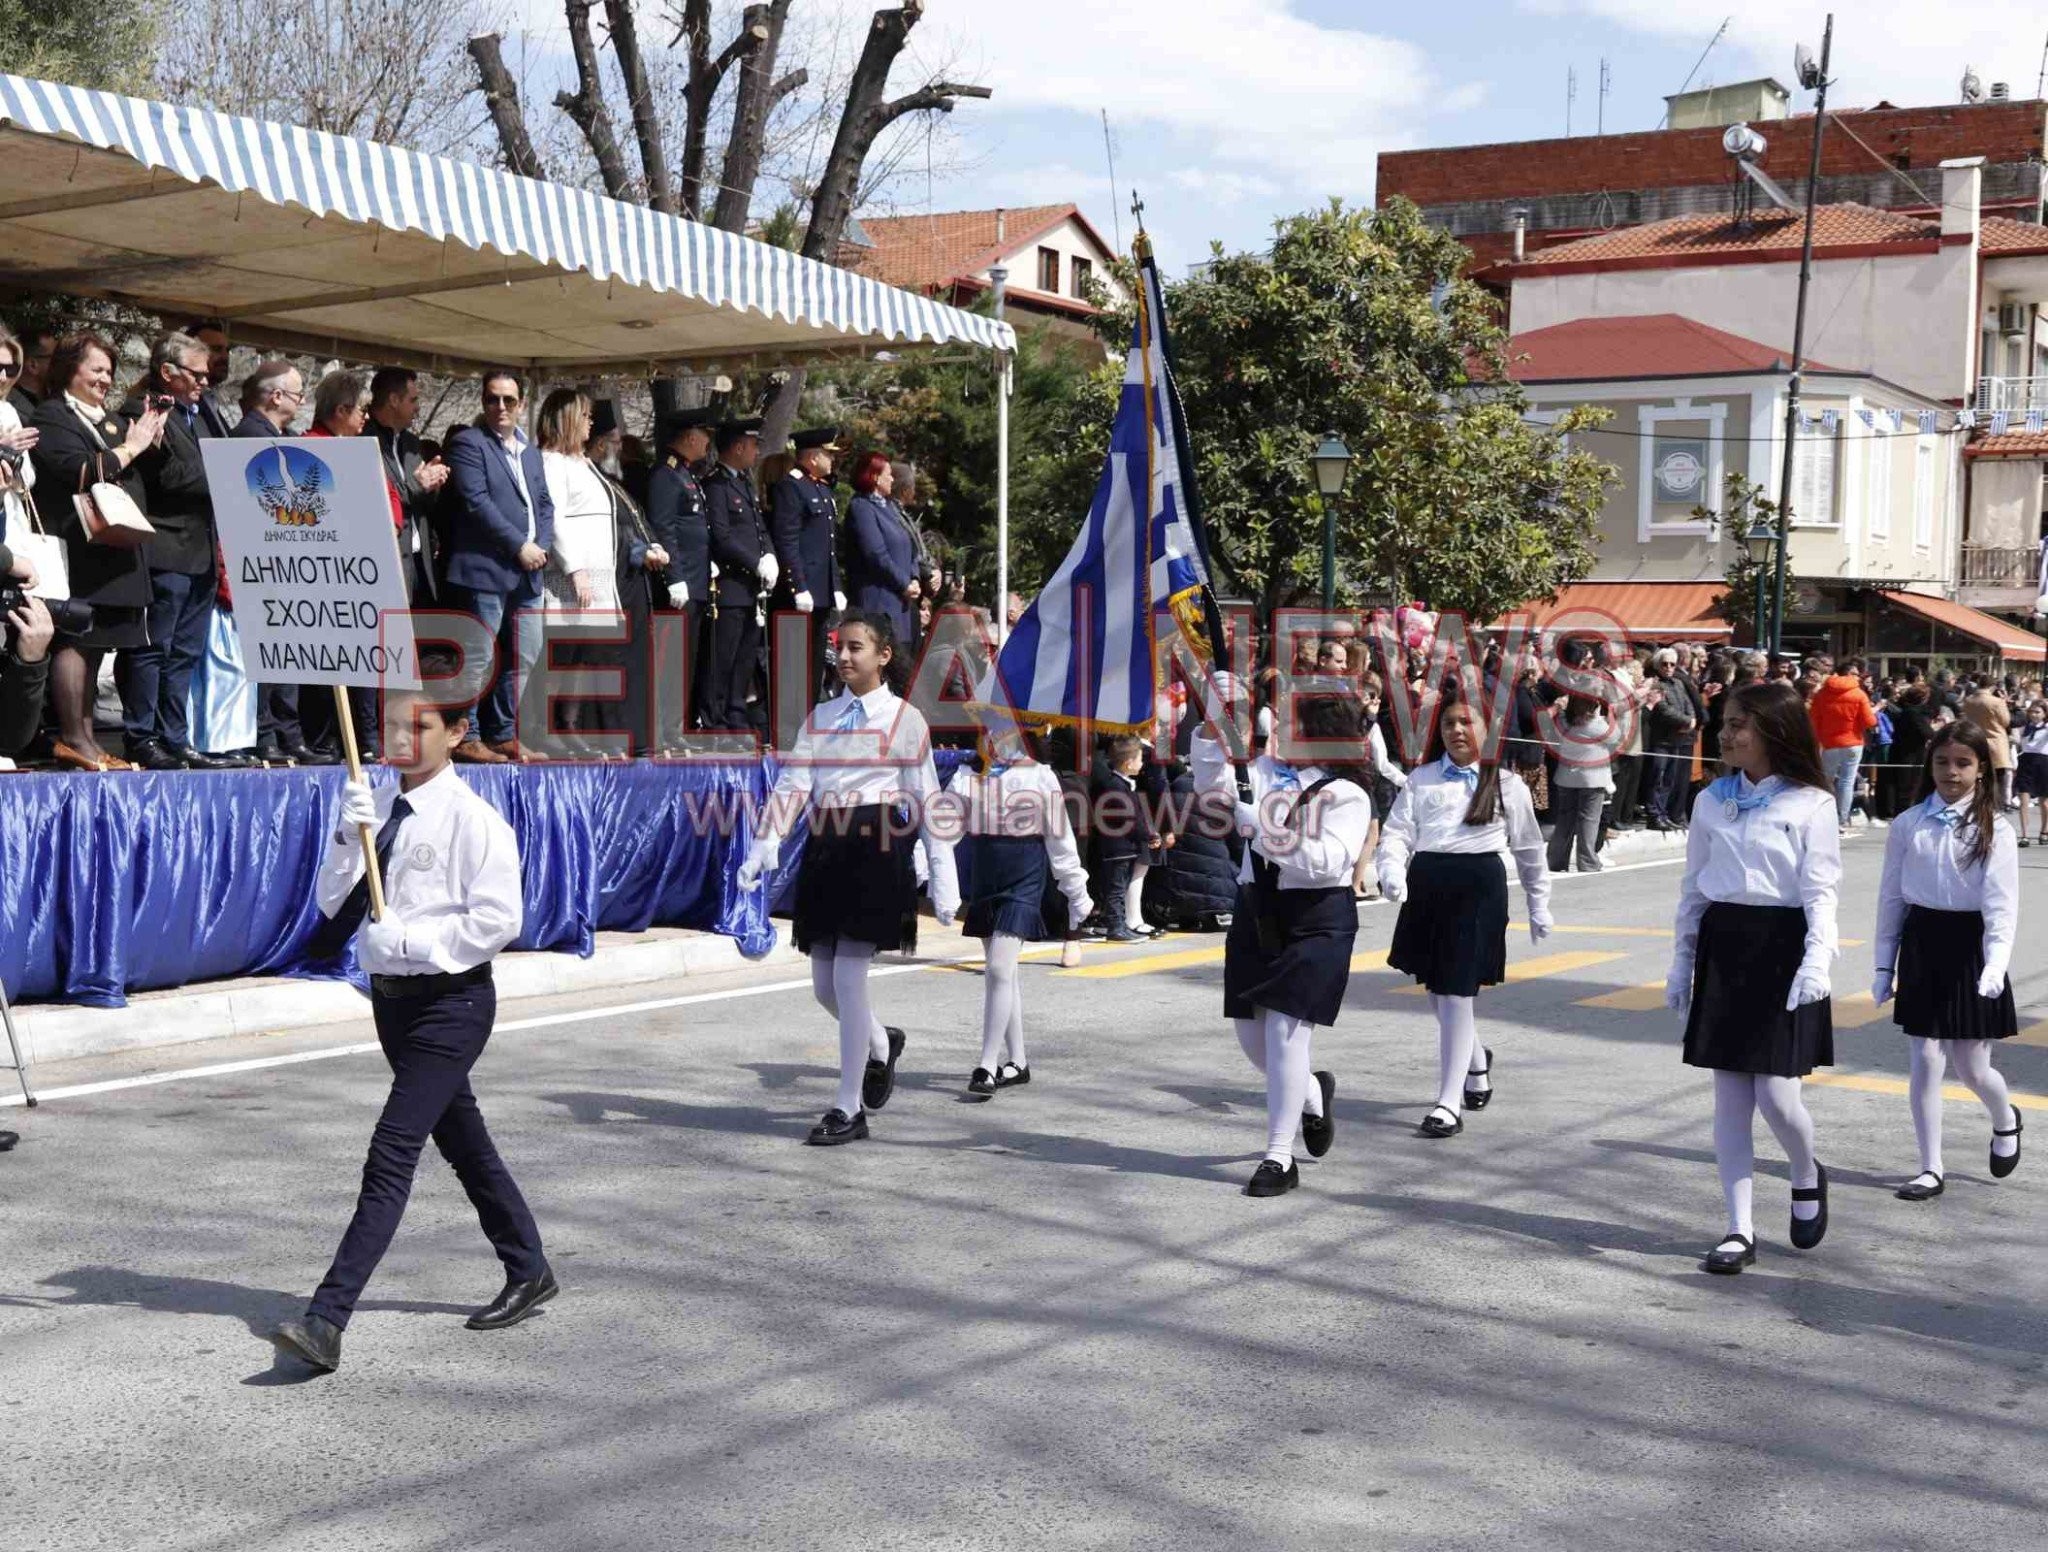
[848,204,1088,291]
[1516,203,1942,272]
[1964,428,2048,458]
[1980,216,2048,255]
[1507,314,1843,382]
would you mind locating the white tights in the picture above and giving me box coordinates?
[1908,1038,2018,1177]
[810,944,888,1116]
[978,932,1027,1074]
[1125,862,1150,931]
[1428,994,1487,1114]
[1712,1071,1820,1239]
[1234,1007,1322,1166]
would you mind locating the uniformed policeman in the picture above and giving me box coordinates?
[770,426,847,706]
[646,408,716,736]
[702,417,772,732]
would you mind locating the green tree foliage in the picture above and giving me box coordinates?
[2,0,160,92]
[1697,470,1784,645]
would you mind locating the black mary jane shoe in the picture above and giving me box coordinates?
[967,1067,997,1098]
[466,1266,559,1331]
[1463,1047,1496,1111]
[1991,1106,2024,1180]
[1789,1163,1829,1250]
[1895,1171,1946,1202]
[862,1027,906,1112]
[1417,1104,1464,1139]
[269,1313,344,1372]
[805,1108,870,1146]
[993,1061,1031,1089]
[1703,1234,1757,1275]
[1243,1158,1299,1197]
[1301,1071,1337,1158]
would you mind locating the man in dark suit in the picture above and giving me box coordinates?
[443,369,554,762]
[8,326,55,418]
[367,366,450,603]
[117,332,234,770]
[646,408,714,736]
[182,319,237,438]
[769,426,845,708]
[701,417,770,733]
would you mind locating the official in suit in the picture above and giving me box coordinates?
[770,426,846,706]
[646,408,716,737]
[845,451,921,645]
[368,366,450,603]
[28,333,165,772]
[702,417,770,733]
[232,358,325,765]
[115,332,232,770]
[443,370,555,762]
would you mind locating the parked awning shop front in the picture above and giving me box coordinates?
[1876,589,2047,663]
[1504,581,1735,639]
[0,73,1016,373]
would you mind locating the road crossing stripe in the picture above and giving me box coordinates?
[1512,923,1673,938]
[1577,981,1666,1011]
[1807,1071,2047,1107]
[2015,1021,2048,1048]
[1066,945,1226,980]
[1830,992,1891,1029]
[1392,949,1627,995]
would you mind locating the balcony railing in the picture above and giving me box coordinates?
[1959,544,2040,590]
[1974,377,2048,415]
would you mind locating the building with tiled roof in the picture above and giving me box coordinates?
[1506,314,1849,383]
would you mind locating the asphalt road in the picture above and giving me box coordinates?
[4,837,2045,1551]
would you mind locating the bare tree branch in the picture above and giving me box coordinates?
[872,79,991,132]
[556,0,635,199]
[679,0,766,219]
[467,32,549,180]
[769,68,809,108]
[605,0,675,215]
[710,0,792,232]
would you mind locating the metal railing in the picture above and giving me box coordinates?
[1973,377,2048,414]
[1959,544,2039,588]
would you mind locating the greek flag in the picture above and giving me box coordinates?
[984,250,1213,731]
[1993,411,2012,436]
[1918,409,1938,434]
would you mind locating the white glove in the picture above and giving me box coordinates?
[1785,966,1830,1012]
[736,838,779,892]
[361,913,411,963]
[1065,889,1094,925]
[1203,670,1243,725]
[337,779,378,833]
[1664,961,1692,1012]
[667,582,689,609]
[794,590,815,614]
[933,883,960,927]
[1379,874,1406,904]
[1977,966,2007,999]
[1528,913,1553,945]
[1232,800,1259,838]
[833,590,847,611]
[757,554,779,592]
[1871,969,1894,1005]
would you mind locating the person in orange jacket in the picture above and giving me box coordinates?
[1808,655,1879,831]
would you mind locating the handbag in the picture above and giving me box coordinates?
[10,488,71,600]
[75,479,154,550]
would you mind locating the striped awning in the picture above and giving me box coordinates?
[1505,581,1735,638]
[1877,589,2048,663]
[0,73,1015,372]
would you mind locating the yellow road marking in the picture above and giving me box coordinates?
[933,943,1068,974]
[1577,981,1667,1011]
[1065,944,1226,979]
[2015,1021,2048,1048]
[1808,1071,2047,1107]
[1351,949,1391,971]
[1392,949,1627,995]
[1829,992,1891,1029]
[1512,923,1673,938]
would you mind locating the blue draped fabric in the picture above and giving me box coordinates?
[0,753,975,1008]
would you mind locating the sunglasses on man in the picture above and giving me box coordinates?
[482,393,521,408]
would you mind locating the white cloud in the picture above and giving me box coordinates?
[1167,166,1281,203]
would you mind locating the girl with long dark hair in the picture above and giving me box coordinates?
[1378,685,1553,1138]
[738,609,959,1145]
[1874,720,2023,1200]
[1665,679,1839,1274]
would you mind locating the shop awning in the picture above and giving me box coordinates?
[0,73,1015,373]
[1876,589,2047,662]
[1504,581,1734,638]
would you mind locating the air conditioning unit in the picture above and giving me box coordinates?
[1997,301,2030,338]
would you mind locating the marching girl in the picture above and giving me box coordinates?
[1193,673,1374,1197]
[738,609,960,1145]
[1665,680,1838,1274]
[1874,720,2024,1200]
[941,722,1095,1097]
[1378,687,1553,1137]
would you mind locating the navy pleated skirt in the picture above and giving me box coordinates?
[1895,905,2018,1042]
[964,834,1047,940]
[1683,902,1833,1077]
[794,803,918,955]
[1224,880,1359,1027]
[1388,851,1509,997]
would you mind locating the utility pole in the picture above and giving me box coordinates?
[1598,58,1610,135]
[1566,66,1577,136]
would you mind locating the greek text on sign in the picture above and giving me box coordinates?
[1654,445,1705,498]
[202,437,420,690]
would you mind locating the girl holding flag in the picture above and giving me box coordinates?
[1377,685,1553,1138]
[1664,680,1838,1275]
[738,609,960,1146]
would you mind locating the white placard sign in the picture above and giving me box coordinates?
[202,436,420,691]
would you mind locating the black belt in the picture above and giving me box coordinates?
[370,965,492,999]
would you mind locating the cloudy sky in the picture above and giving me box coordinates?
[504,1,2048,272]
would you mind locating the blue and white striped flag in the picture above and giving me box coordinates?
[1992,411,2011,436]
[1918,409,1937,434]
[984,252,1212,731]
[1888,409,1905,432]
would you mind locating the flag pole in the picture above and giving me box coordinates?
[1133,226,1162,725]
[331,684,386,922]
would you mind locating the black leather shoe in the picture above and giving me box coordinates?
[255,739,296,767]
[993,1061,1030,1089]
[967,1067,996,1098]
[1244,1158,1299,1197]
[1463,1047,1495,1110]
[129,739,187,771]
[1789,1163,1829,1250]
[1895,1171,1945,1201]
[1301,1070,1337,1158]
[806,1108,869,1145]
[1703,1233,1756,1274]
[0,1130,18,1152]
[1991,1106,2023,1179]
[169,743,226,770]
[465,1266,559,1330]
[862,1027,905,1111]
[270,1313,344,1371]
[1417,1104,1463,1138]
[285,737,340,766]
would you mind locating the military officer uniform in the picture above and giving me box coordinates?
[702,418,772,732]
[769,425,846,707]
[647,408,717,736]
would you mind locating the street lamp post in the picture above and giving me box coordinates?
[1311,432,1353,611]
[1741,515,1779,648]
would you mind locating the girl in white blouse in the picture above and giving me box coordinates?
[1873,720,2024,1200]
[1378,688,1553,1139]
[739,610,961,1146]
[1665,680,1839,1275]
[938,723,1093,1098]
[1193,674,1374,1197]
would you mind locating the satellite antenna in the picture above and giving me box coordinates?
[1961,64,1985,103]
[1795,43,1824,91]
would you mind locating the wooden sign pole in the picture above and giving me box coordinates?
[331,683,386,922]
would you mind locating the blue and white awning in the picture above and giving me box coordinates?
[0,73,1015,369]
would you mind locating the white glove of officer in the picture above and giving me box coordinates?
[361,913,412,964]
[1664,960,1692,1013]
[736,838,779,892]
[795,590,815,614]
[667,582,689,610]
[1977,965,2007,999]
[757,554,780,593]
[1528,912,1553,945]
[1785,965,1830,1012]
[833,591,847,612]
[1871,968,1894,1006]
[337,778,378,833]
